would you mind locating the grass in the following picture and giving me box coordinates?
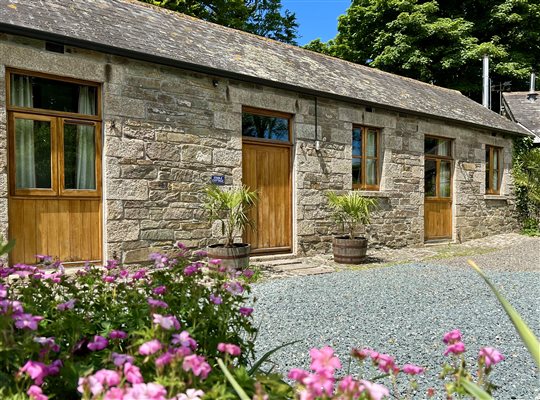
[425,246,498,260]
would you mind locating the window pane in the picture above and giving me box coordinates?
[424,159,436,197]
[366,130,377,157]
[492,169,499,191]
[64,123,96,190]
[352,128,362,156]
[425,137,451,156]
[352,158,361,185]
[440,161,451,197]
[10,74,97,115]
[366,159,377,185]
[242,112,289,141]
[14,119,51,189]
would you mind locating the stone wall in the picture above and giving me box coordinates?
[0,34,519,263]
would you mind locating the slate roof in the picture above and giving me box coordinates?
[0,0,527,135]
[502,92,540,142]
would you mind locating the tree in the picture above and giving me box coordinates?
[305,0,539,100]
[139,0,299,44]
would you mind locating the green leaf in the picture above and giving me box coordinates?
[461,380,494,400]
[217,358,251,400]
[468,260,540,368]
[0,237,15,257]
[248,339,302,376]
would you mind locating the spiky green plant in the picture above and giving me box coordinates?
[204,185,258,247]
[326,191,379,239]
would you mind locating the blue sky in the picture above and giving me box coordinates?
[281,0,350,45]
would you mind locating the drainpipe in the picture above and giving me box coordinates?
[528,72,537,102]
[482,55,490,108]
[314,96,320,151]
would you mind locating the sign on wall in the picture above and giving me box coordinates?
[211,175,225,185]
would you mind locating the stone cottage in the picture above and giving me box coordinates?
[0,0,528,265]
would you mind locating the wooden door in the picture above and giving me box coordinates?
[242,142,292,253]
[8,112,102,265]
[424,136,453,241]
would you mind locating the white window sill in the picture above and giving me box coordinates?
[357,191,391,198]
[484,194,507,201]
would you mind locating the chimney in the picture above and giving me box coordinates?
[528,72,537,102]
[482,55,490,108]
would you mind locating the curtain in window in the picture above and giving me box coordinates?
[76,87,96,189]
[366,130,377,185]
[491,150,499,190]
[12,75,36,188]
[440,161,451,197]
[438,139,450,156]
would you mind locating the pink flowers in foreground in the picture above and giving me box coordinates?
[442,328,466,356]
[88,335,109,351]
[310,346,342,372]
[139,339,163,356]
[153,314,181,330]
[478,347,505,367]
[14,313,43,330]
[217,342,241,356]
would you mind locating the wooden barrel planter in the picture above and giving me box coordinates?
[332,236,368,264]
[207,243,251,270]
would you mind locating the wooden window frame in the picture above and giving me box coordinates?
[241,106,293,146]
[424,135,453,200]
[486,145,502,195]
[7,70,102,199]
[352,125,380,191]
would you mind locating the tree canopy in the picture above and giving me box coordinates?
[305,0,539,101]
[139,0,299,44]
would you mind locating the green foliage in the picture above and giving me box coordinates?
[204,185,258,246]
[0,236,15,258]
[512,136,540,233]
[305,0,539,97]
[326,191,379,239]
[139,0,299,44]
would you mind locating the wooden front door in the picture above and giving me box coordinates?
[241,107,292,254]
[424,136,453,241]
[242,142,292,253]
[7,70,102,265]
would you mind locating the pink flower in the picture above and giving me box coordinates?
[106,259,119,270]
[209,259,222,265]
[148,298,169,309]
[351,348,372,360]
[153,314,180,330]
[156,351,174,368]
[374,353,396,373]
[443,329,462,344]
[224,281,244,295]
[131,269,146,280]
[402,364,425,375]
[34,337,60,352]
[0,299,23,315]
[217,342,241,356]
[0,284,7,298]
[46,360,62,376]
[184,264,199,276]
[139,339,162,355]
[93,369,121,387]
[19,360,49,385]
[360,380,390,400]
[14,313,43,330]
[338,375,360,394]
[444,341,466,356]
[124,383,167,400]
[112,352,134,367]
[304,369,335,397]
[288,368,309,383]
[27,385,48,400]
[310,346,342,373]
[243,269,255,278]
[182,355,211,379]
[478,347,505,367]
[209,294,222,305]
[109,330,127,340]
[124,362,144,384]
[153,286,167,295]
[88,335,109,351]
[177,389,205,400]
[57,298,76,311]
[103,387,125,400]
[172,331,198,350]
[239,307,253,317]
[103,275,116,283]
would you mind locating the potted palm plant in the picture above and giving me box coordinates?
[204,184,258,270]
[327,191,378,264]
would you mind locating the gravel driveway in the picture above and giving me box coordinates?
[251,240,540,399]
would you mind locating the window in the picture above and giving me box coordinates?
[7,70,101,197]
[486,146,502,194]
[242,107,291,142]
[424,136,452,198]
[352,126,379,190]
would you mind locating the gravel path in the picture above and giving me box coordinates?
[251,262,540,399]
